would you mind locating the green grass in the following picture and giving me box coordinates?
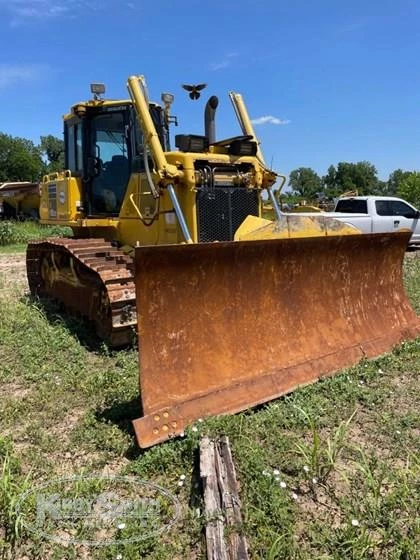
[0,249,419,558]
[0,220,71,247]
[0,244,26,254]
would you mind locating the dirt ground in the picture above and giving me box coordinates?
[0,252,27,296]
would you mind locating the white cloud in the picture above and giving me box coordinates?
[0,0,136,25]
[211,60,230,71]
[251,115,290,126]
[211,52,239,71]
[1,0,68,23]
[0,64,49,89]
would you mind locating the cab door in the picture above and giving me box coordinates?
[86,109,131,216]
[374,199,420,241]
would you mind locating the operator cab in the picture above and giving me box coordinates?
[64,84,168,217]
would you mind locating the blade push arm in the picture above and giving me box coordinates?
[229,92,265,164]
[127,75,180,181]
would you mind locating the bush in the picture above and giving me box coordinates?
[0,222,18,246]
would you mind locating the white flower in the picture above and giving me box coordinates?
[359,380,364,385]
[349,379,353,384]
[312,477,318,484]
[280,481,287,489]
[274,476,280,482]
[273,469,280,475]
[291,492,298,500]
[396,430,401,435]
[179,474,186,481]
[378,368,384,374]
[198,418,204,423]
[192,426,198,432]
[117,522,126,530]
[178,480,184,487]
[262,469,271,477]
[116,555,122,560]
[351,519,360,527]
[303,465,310,473]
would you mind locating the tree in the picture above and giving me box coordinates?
[397,171,420,208]
[278,190,303,210]
[40,135,65,173]
[386,169,412,196]
[323,165,339,198]
[288,167,322,200]
[323,161,379,198]
[373,179,388,196]
[0,132,44,182]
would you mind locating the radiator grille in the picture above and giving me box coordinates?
[196,187,259,242]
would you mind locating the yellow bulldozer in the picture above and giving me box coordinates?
[26,76,420,448]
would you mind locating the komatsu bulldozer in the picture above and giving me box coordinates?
[27,76,420,448]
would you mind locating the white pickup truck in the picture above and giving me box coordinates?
[329,196,420,245]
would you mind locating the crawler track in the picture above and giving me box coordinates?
[26,238,136,347]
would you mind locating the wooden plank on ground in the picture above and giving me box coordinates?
[200,436,249,560]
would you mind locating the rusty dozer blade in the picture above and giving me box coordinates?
[133,231,420,448]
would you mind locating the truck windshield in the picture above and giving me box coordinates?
[335,199,368,213]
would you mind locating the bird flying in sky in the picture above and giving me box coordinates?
[182,83,207,100]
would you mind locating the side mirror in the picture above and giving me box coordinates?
[406,210,420,219]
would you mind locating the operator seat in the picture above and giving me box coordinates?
[104,155,130,209]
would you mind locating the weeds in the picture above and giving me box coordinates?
[294,406,357,482]
[0,438,32,547]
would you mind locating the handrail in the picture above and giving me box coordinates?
[129,191,159,224]
[129,193,145,220]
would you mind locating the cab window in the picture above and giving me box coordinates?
[376,200,417,218]
[65,122,83,173]
[65,124,76,171]
[335,199,367,213]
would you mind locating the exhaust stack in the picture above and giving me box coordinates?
[205,95,219,144]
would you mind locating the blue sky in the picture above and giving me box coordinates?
[1,0,420,181]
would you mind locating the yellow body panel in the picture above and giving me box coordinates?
[40,151,267,247]
[39,172,83,223]
[118,174,185,246]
